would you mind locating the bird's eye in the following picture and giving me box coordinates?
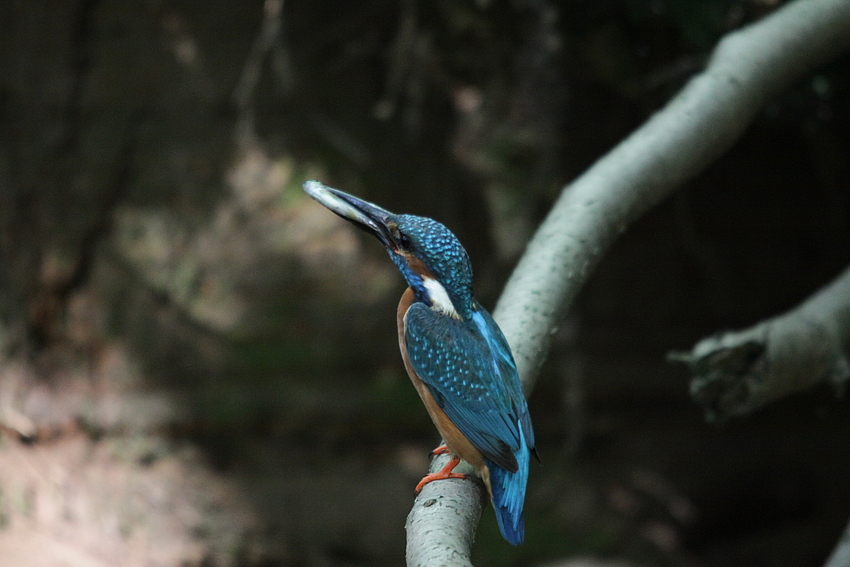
[398,233,412,250]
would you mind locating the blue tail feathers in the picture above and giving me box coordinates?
[486,435,530,545]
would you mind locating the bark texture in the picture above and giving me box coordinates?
[670,266,850,421]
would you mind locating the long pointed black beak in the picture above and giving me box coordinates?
[303,181,396,250]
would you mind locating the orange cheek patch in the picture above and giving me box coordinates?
[402,253,436,280]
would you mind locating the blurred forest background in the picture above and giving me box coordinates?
[1,0,849,566]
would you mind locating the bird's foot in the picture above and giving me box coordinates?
[415,454,466,493]
[430,444,451,457]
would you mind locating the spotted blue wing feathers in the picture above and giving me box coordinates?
[404,301,533,545]
[471,306,536,450]
[404,302,522,471]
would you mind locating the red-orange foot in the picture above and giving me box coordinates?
[430,445,451,457]
[415,453,467,493]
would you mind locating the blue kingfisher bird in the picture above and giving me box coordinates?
[303,180,536,545]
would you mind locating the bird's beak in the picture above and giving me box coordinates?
[303,181,396,250]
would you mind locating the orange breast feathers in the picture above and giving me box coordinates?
[395,287,492,494]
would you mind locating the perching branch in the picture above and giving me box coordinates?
[668,265,850,422]
[405,459,485,567]
[405,0,850,564]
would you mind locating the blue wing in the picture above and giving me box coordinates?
[470,306,535,450]
[404,301,532,472]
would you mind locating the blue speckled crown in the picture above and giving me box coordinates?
[389,214,474,315]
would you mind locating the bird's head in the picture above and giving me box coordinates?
[304,181,474,319]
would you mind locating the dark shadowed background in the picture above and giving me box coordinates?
[0,1,849,566]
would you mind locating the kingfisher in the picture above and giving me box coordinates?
[303,180,536,545]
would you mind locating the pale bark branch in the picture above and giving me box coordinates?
[405,458,484,567]
[669,265,850,421]
[496,0,850,388]
[405,0,850,564]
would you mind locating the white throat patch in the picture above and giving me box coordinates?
[422,277,460,319]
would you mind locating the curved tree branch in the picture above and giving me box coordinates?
[405,0,850,564]
[496,0,850,388]
[669,265,850,422]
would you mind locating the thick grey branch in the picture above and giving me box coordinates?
[405,0,850,564]
[495,0,850,387]
[669,265,850,422]
[405,457,484,567]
